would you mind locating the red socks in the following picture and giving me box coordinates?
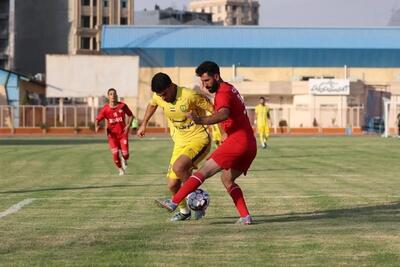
[171,173,250,218]
[228,184,250,217]
[172,172,205,204]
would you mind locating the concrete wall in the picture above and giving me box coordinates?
[135,66,400,128]
[0,85,12,127]
[46,55,139,98]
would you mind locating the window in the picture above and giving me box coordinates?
[120,17,128,25]
[295,104,309,110]
[102,16,109,25]
[300,76,315,81]
[232,17,237,24]
[103,0,109,7]
[0,59,6,68]
[92,38,97,50]
[0,40,7,52]
[121,0,127,9]
[82,0,90,6]
[93,0,97,6]
[81,37,90,49]
[93,16,97,27]
[81,16,90,28]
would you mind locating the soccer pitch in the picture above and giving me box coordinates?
[0,136,400,266]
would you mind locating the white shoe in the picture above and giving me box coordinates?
[121,159,128,171]
[236,215,253,225]
[118,168,125,176]
[261,143,267,149]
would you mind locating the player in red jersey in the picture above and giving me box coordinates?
[95,88,134,176]
[156,61,257,224]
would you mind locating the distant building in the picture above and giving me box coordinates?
[188,0,259,26]
[0,0,14,70]
[388,8,400,26]
[0,0,134,76]
[102,26,400,131]
[135,6,213,25]
[76,0,134,54]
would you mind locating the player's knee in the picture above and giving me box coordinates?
[172,164,188,179]
[121,150,129,159]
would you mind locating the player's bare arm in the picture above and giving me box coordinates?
[137,104,158,137]
[124,114,134,134]
[188,107,230,125]
[95,119,100,133]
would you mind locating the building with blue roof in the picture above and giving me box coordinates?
[102,26,400,67]
[101,26,400,133]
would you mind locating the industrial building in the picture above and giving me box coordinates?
[101,25,400,133]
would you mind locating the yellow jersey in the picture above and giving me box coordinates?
[151,87,213,142]
[255,104,270,127]
[211,124,222,141]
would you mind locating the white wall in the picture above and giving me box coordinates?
[46,55,139,98]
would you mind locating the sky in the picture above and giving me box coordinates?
[135,0,400,27]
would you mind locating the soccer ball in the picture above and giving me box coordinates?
[186,189,210,211]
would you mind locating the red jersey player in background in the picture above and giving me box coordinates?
[156,61,257,225]
[95,88,134,176]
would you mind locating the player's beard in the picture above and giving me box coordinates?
[207,81,219,93]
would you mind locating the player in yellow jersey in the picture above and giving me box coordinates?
[210,124,222,147]
[137,72,213,221]
[255,97,271,149]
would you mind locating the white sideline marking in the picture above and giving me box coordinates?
[0,198,34,219]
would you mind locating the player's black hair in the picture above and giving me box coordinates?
[107,88,117,95]
[195,61,220,77]
[259,96,265,100]
[151,72,172,93]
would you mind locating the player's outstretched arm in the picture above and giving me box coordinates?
[124,115,134,135]
[137,104,158,137]
[188,107,230,125]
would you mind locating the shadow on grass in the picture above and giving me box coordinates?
[211,202,400,225]
[0,184,164,194]
[249,167,308,172]
[256,152,350,160]
[0,138,105,146]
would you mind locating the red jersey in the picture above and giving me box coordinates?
[214,82,253,136]
[96,102,133,136]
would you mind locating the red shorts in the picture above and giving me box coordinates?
[107,133,129,153]
[210,131,257,175]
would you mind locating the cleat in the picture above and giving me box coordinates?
[192,209,206,220]
[262,143,267,149]
[236,215,253,225]
[118,168,125,176]
[121,159,128,171]
[155,199,177,212]
[170,212,191,221]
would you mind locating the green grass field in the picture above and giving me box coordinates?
[0,136,400,266]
